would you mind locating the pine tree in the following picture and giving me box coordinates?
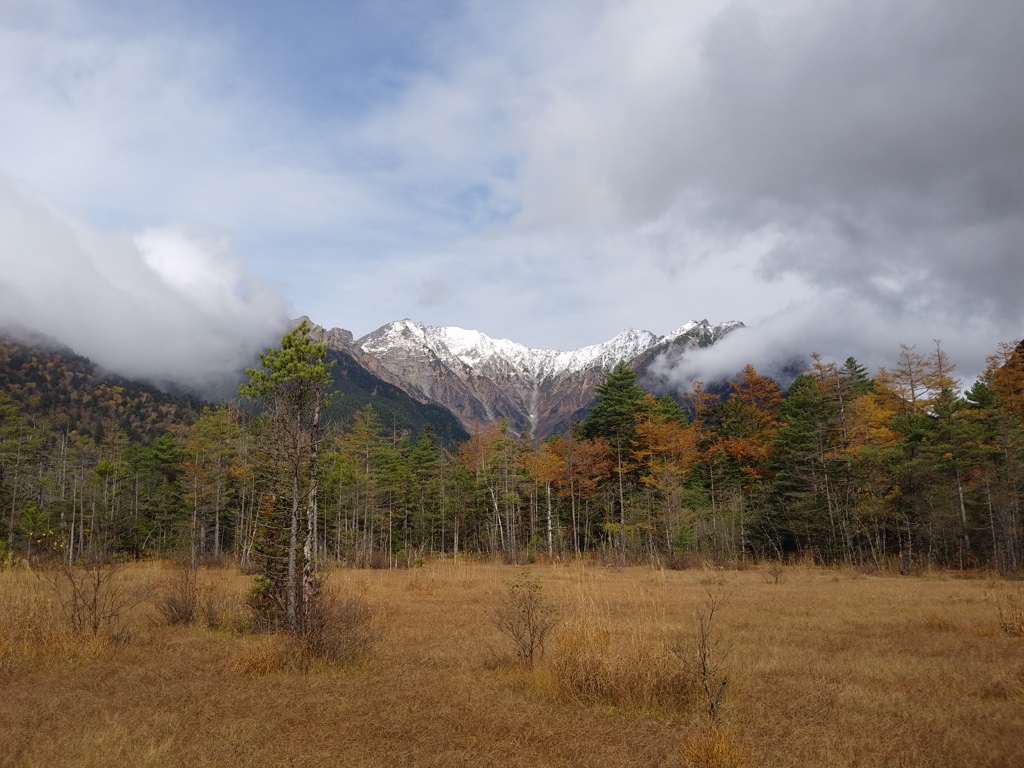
[240,320,333,635]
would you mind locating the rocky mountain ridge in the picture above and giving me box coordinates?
[308,317,744,438]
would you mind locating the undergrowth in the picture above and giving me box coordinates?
[0,574,111,675]
[235,587,380,674]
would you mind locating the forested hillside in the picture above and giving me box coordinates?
[0,336,202,441]
[2,326,1023,574]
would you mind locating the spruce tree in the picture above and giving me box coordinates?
[582,362,647,563]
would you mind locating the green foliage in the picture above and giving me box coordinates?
[582,362,647,449]
[657,394,689,425]
[247,573,288,633]
[240,320,334,409]
[674,520,696,552]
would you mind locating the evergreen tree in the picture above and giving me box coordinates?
[582,362,648,563]
[240,320,333,635]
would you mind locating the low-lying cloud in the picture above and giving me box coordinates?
[0,177,289,395]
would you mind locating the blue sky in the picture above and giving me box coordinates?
[1,0,1023,389]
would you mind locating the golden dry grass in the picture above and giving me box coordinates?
[1,560,1023,767]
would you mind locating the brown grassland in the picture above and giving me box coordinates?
[1,560,1023,767]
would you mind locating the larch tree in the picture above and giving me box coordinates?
[523,438,565,558]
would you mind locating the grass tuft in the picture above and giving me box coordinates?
[550,598,691,710]
[996,584,1024,636]
[683,726,750,768]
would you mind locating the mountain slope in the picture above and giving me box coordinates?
[321,347,469,445]
[0,334,202,442]
[0,326,470,447]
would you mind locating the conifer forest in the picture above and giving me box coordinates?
[2,325,1024,575]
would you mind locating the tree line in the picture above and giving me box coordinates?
[2,325,1023,573]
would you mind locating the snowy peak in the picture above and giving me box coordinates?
[357,319,741,379]
[664,319,744,345]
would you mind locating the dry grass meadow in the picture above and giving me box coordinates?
[2,559,1023,767]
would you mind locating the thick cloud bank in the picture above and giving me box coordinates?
[1,1,1021,387]
[0,178,289,394]
[361,0,1024,376]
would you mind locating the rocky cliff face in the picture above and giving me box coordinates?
[306,317,743,438]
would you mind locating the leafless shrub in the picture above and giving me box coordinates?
[300,589,380,663]
[235,588,380,674]
[156,567,199,626]
[0,584,107,673]
[676,588,731,723]
[491,570,558,666]
[762,562,785,585]
[157,566,248,632]
[39,548,148,640]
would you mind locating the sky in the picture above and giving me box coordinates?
[1,0,1022,392]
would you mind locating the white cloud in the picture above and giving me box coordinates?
[1,0,1022,389]
[0,177,288,393]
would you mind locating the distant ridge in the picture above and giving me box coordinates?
[308,317,744,438]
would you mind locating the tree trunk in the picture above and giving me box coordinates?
[617,444,626,565]
[546,480,553,558]
[302,400,321,631]
[288,459,300,634]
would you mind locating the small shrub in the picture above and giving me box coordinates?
[0,580,108,674]
[300,590,380,664]
[676,588,731,723]
[491,570,558,666]
[156,567,199,626]
[762,562,785,585]
[235,589,379,674]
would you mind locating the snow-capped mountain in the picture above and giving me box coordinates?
[343,318,744,438]
[359,320,665,379]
